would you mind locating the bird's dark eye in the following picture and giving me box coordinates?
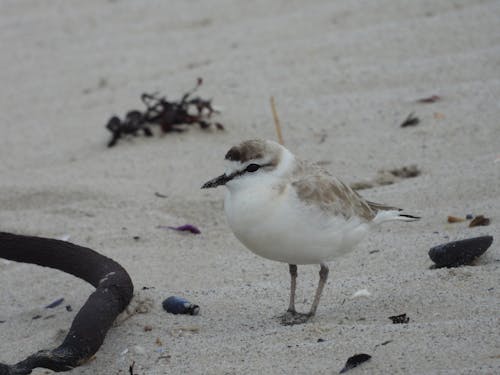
[245,163,260,173]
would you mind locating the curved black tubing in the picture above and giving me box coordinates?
[0,232,134,374]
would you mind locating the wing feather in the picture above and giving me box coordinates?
[291,173,376,221]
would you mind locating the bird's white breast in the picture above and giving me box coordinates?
[224,176,371,265]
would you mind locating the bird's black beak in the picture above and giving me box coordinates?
[201,173,232,189]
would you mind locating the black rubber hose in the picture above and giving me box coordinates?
[0,232,134,374]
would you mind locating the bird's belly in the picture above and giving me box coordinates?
[225,188,370,265]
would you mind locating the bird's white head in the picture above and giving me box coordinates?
[201,139,295,191]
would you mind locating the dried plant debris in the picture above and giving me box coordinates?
[447,215,466,223]
[387,165,421,178]
[429,235,493,268]
[106,78,223,147]
[447,214,490,226]
[351,165,421,191]
[416,95,441,103]
[339,353,372,373]
[400,112,420,127]
[469,215,490,227]
[388,313,410,324]
[374,340,393,348]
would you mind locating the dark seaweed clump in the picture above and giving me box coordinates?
[106,78,223,147]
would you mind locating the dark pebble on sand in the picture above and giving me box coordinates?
[339,353,372,373]
[429,236,493,267]
[162,296,200,315]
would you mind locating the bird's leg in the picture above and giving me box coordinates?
[287,264,297,313]
[280,264,308,325]
[308,263,329,317]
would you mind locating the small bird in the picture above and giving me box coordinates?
[202,139,419,325]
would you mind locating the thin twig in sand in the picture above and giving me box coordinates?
[270,96,285,145]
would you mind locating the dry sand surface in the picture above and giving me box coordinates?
[1,0,499,374]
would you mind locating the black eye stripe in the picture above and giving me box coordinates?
[229,162,272,180]
[245,163,260,172]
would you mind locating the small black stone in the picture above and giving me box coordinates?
[429,236,493,268]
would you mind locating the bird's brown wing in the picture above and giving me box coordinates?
[291,173,377,221]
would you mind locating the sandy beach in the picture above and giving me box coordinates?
[1,0,499,373]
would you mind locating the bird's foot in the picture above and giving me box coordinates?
[279,310,312,326]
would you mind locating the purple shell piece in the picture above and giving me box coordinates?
[162,296,200,315]
[167,224,201,234]
[45,297,64,309]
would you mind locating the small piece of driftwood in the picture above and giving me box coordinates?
[270,96,285,145]
[0,232,134,374]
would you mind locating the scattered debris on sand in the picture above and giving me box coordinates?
[447,214,490,227]
[447,215,466,223]
[416,95,441,103]
[388,313,410,324]
[350,165,421,191]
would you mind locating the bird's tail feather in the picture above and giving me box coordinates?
[397,213,420,221]
[372,210,420,224]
